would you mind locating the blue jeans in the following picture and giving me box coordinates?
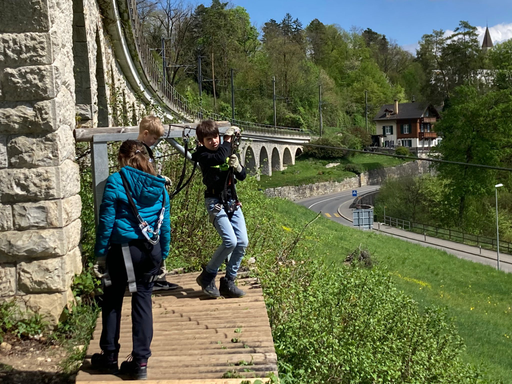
[205,197,248,279]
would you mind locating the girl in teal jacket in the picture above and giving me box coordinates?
[91,140,170,380]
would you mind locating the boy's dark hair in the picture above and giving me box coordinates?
[196,120,219,143]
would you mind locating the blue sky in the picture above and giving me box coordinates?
[228,0,512,54]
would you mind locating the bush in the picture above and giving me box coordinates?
[343,163,364,175]
[258,240,483,383]
[303,136,349,159]
[395,146,411,156]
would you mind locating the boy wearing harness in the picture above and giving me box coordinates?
[191,120,248,298]
[137,115,178,291]
[91,140,170,380]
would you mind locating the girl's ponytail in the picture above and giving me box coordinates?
[118,140,156,175]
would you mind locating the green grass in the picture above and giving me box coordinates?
[271,198,512,383]
[258,154,409,189]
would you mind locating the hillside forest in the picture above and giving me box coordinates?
[137,0,511,132]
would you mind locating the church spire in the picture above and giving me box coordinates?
[482,26,493,51]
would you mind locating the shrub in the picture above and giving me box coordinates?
[343,163,364,175]
[258,236,483,383]
[303,136,349,159]
[395,146,411,156]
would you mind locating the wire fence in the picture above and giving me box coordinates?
[125,0,310,136]
[382,215,512,254]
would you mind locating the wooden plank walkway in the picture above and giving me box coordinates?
[76,272,277,383]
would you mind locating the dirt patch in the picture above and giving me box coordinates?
[0,334,76,384]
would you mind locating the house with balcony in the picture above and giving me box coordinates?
[372,100,441,152]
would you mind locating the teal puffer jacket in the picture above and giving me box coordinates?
[94,166,171,259]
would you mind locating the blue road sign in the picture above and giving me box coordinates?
[352,190,357,197]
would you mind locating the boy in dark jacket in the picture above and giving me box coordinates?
[191,120,248,298]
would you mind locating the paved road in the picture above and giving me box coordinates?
[296,188,512,273]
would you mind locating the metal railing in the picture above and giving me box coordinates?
[124,0,310,136]
[382,215,512,254]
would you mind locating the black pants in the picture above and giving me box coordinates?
[99,240,162,363]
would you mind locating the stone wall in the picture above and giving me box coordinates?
[0,0,82,326]
[265,160,432,201]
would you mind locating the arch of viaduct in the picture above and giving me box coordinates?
[0,0,310,323]
[241,140,303,177]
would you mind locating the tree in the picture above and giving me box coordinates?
[434,85,512,227]
[489,39,512,90]
[417,21,485,104]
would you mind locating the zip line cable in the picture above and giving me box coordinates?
[250,138,512,173]
[164,124,512,173]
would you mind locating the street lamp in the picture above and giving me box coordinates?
[495,183,503,270]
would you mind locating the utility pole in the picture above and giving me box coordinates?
[197,55,202,99]
[273,76,277,129]
[319,83,323,137]
[365,90,369,133]
[231,68,235,122]
[211,51,216,110]
[161,37,166,84]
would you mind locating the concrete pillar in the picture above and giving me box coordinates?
[0,0,82,326]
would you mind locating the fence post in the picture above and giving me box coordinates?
[91,138,109,226]
[479,245,482,255]
[424,232,426,242]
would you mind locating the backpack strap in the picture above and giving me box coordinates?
[119,171,165,245]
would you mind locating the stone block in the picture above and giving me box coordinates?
[0,205,13,231]
[0,264,16,297]
[18,256,67,293]
[0,33,52,69]
[0,136,6,168]
[1,0,50,33]
[18,288,74,327]
[8,126,75,168]
[0,219,81,262]
[12,195,81,229]
[2,65,59,102]
[67,246,82,278]
[0,160,80,203]
[0,100,58,134]
[17,247,81,294]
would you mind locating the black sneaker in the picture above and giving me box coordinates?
[196,268,220,298]
[152,279,180,291]
[220,276,246,298]
[120,358,147,380]
[91,351,119,374]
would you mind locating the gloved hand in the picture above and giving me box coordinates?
[228,154,243,173]
[224,126,240,137]
[162,175,172,186]
[93,257,107,279]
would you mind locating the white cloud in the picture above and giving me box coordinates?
[402,43,419,55]
[477,23,512,45]
[445,23,512,45]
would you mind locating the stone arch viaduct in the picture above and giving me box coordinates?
[0,0,311,323]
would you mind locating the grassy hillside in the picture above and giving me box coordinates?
[269,197,512,383]
[258,153,408,189]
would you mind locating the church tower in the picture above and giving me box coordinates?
[482,26,494,51]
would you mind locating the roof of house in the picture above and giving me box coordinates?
[373,102,440,121]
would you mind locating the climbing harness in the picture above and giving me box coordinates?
[119,171,166,292]
[221,130,242,220]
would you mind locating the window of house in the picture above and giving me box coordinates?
[402,124,410,134]
[384,140,389,147]
[384,126,392,135]
[402,139,412,147]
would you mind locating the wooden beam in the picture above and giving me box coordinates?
[74,121,231,142]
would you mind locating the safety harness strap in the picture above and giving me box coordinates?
[120,171,165,245]
[122,243,138,293]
